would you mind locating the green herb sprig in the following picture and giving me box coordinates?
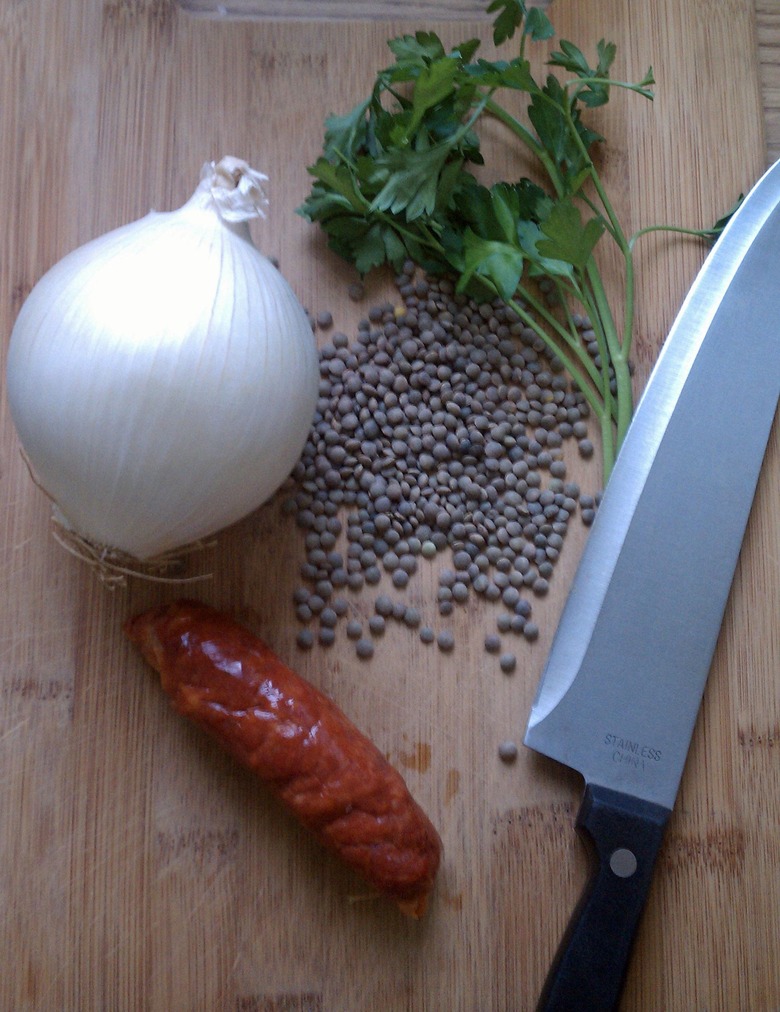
[299,0,720,479]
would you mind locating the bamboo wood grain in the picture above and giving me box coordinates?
[180,0,778,164]
[0,2,776,1010]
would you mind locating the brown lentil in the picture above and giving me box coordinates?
[498,740,519,763]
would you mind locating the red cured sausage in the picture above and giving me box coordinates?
[124,599,442,917]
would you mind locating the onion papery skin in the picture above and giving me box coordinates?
[6,163,319,561]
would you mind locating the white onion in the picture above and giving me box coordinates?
[6,157,319,563]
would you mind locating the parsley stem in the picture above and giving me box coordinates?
[581,180,636,447]
[481,87,629,473]
[380,214,446,259]
[482,98,564,197]
[599,400,617,478]
[586,251,635,455]
[521,282,604,392]
[557,278,619,432]
[506,294,606,424]
[621,244,637,364]
[576,280,616,430]
[557,94,631,259]
[580,191,620,245]
[585,261,633,452]
[557,94,636,457]
[568,77,654,101]
[525,278,616,478]
[629,223,720,248]
[459,88,495,141]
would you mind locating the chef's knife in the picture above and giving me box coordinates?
[524,157,780,1011]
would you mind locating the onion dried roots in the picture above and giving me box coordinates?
[50,516,216,588]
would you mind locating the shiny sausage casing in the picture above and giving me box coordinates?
[124,599,442,917]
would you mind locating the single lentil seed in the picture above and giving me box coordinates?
[498,740,519,763]
[497,613,513,633]
[392,568,410,589]
[484,633,501,654]
[579,438,595,458]
[308,595,325,614]
[296,629,314,649]
[499,653,517,674]
[355,638,375,659]
[437,630,455,651]
[375,594,394,616]
[515,598,532,618]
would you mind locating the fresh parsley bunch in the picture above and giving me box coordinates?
[299,0,716,478]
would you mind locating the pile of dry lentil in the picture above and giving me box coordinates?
[283,263,600,667]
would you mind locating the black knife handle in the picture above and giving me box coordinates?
[537,783,671,1012]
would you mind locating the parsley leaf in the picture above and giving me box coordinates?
[524,7,554,42]
[486,0,553,47]
[516,220,574,279]
[322,99,371,160]
[386,31,447,71]
[467,57,536,92]
[549,38,616,107]
[370,142,453,219]
[307,158,369,213]
[704,195,744,243]
[537,199,606,269]
[486,0,526,45]
[529,76,602,182]
[459,229,525,302]
[405,57,462,138]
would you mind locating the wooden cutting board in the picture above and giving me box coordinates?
[1,1,777,1009]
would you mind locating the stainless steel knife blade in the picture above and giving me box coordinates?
[524,158,780,1011]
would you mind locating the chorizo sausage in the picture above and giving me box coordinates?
[124,599,442,917]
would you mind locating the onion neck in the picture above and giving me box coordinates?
[185,156,270,236]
